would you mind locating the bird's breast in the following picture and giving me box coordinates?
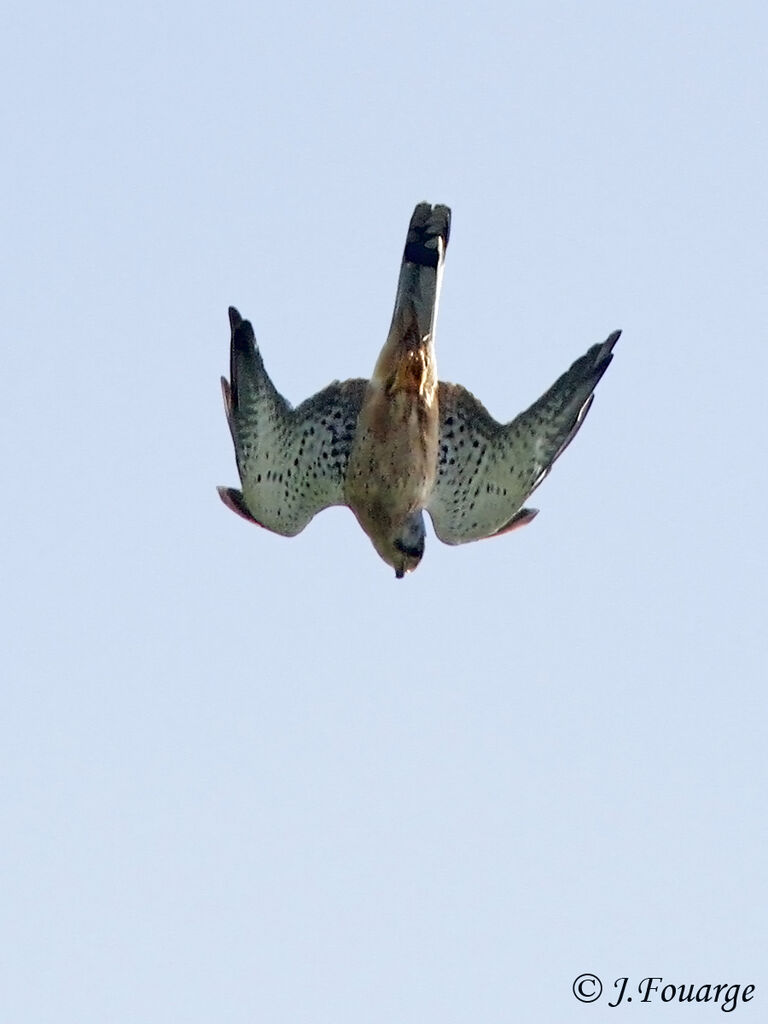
[345,369,439,519]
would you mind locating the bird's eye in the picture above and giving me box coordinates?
[394,538,422,558]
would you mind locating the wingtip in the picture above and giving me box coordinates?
[600,329,622,361]
[589,329,622,375]
[228,307,259,364]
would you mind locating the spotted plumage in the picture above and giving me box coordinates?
[219,202,620,577]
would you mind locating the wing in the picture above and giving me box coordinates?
[428,330,621,545]
[218,307,366,536]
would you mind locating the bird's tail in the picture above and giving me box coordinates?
[373,203,451,389]
[401,202,451,270]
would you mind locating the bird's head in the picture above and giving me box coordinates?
[388,511,426,579]
[356,505,426,579]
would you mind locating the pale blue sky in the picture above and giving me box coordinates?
[2,1,766,1021]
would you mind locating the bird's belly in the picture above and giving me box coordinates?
[345,388,438,519]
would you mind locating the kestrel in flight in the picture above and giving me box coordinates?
[219,203,620,578]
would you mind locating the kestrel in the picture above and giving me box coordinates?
[219,202,620,578]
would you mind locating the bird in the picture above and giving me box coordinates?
[218,202,620,578]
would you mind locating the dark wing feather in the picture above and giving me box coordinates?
[428,331,620,545]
